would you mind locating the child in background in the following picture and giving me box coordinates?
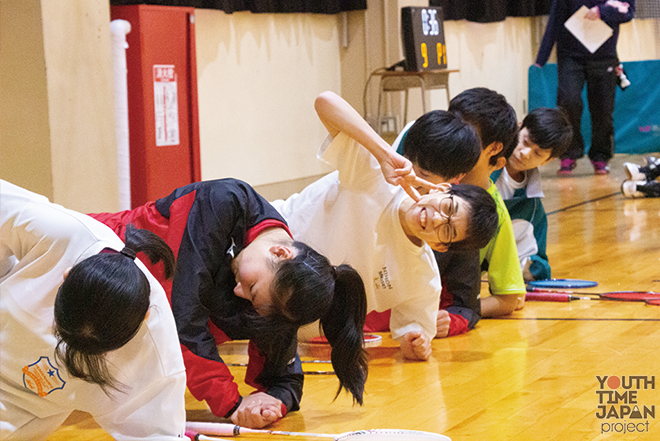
[445,88,527,318]
[491,107,573,281]
[621,156,660,198]
[388,87,525,336]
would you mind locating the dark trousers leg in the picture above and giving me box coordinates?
[642,157,660,181]
[585,58,617,163]
[557,57,586,160]
[639,181,660,198]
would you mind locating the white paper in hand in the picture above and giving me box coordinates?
[564,5,613,53]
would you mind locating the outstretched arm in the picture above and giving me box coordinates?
[314,91,436,200]
[480,294,521,317]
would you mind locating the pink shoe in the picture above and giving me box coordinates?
[591,160,610,175]
[558,158,576,175]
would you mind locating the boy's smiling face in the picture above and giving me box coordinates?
[507,127,553,174]
[400,187,469,252]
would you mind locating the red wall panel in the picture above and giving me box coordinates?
[111,5,201,208]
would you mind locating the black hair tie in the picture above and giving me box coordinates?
[119,247,137,260]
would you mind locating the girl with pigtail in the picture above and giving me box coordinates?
[90,178,369,430]
[54,224,176,393]
[0,180,187,440]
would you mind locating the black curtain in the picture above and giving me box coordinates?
[109,0,366,14]
[637,0,660,19]
[430,0,551,23]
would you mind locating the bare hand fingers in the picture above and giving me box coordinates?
[401,184,421,202]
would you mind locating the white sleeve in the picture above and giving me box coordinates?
[389,293,438,341]
[94,372,187,441]
[387,246,441,341]
[318,132,383,191]
[0,181,113,316]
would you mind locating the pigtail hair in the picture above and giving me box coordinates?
[123,224,175,279]
[53,225,176,395]
[264,242,368,405]
[320,264,369,405]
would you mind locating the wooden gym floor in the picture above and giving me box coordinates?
[49,154,660,441]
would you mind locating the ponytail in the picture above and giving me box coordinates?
[53,224,175,394]
[253,242,368,405]
[123,224,175,279]
[320,264,368,405]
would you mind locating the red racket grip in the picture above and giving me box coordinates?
[526,292,572,302]
[185,430,201,441]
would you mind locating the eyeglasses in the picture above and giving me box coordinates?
[437,194,456,247]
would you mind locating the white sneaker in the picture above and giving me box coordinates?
[623,162,646,181]
[621,180,646,198]
[645,156,660,167]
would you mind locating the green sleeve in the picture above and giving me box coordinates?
[480,182,526,296]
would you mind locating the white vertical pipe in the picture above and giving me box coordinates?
[341,12,348,48]
[110,19,132,210]
[382,3,392,117]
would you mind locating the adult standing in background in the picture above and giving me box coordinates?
[535,0,635,175]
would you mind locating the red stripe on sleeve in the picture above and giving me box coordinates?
[245,219,292,245]
[447,313,469,336]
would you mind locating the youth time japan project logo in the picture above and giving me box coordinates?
[596,375,655,435]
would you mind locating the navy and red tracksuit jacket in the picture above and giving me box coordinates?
[90,179,303,418]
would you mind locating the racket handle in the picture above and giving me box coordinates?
[185,422,240,437]
[189,435,225,441]
[527,287,574,294]
[526,292,590,302]
[526,292,572,302]
[185,430,204,441]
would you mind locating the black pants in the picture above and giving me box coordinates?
[557,56,617,163]
[637,181,660,198]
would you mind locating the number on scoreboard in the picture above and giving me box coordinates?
[401,6,447,71]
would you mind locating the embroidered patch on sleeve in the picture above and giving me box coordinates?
[22,356,66,397]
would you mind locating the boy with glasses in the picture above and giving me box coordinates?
[384,88,526,338]
[272,91,498,360]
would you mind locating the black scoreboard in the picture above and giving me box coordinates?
[401,6,447,71]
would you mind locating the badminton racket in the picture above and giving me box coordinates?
[226,360,331,365]
[597,291,660,302]
[525,292,591,302]
[225,359,335,375]
[527,279,598,289]
[308,334,383,347]
[185,422,451,440]
[527,288,660,302]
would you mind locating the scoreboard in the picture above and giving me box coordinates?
[401,7,447,71]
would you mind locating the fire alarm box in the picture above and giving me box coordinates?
[111,4,201,208]
[401,7,447,71]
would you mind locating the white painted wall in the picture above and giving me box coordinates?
[2,1,657,208]
[194,9,339,186]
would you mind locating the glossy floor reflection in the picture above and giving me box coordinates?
[49,154,660,441]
